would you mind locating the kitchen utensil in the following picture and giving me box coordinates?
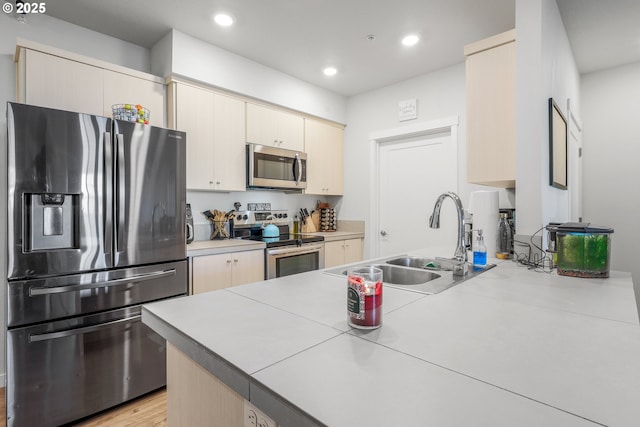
[262,224,280,238]
[186,204,194,244]
[204,209,231,239]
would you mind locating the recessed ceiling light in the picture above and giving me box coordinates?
[402,34,420,47]
[214,13,234,27]
[323,67,337,76]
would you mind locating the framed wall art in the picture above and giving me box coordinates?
[549,98,567,190]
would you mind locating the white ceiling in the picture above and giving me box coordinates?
[38,0,640,97]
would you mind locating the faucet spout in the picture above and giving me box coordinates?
[429,192,467,263]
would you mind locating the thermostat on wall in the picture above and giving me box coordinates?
[398,98,417,121]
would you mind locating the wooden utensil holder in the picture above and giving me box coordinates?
[301,218,316,233]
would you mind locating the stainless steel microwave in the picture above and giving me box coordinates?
[246,143,307,190]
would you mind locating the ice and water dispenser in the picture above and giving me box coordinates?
[25,193,78,251]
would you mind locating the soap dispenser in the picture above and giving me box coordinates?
[473,229,487,267]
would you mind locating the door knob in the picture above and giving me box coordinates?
[380,230,387,236]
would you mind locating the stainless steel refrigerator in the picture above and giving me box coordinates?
[5,102,188,427]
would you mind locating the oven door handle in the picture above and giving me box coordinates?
[29,269,176,296]
[28,315,141,343]
[267,243,324,256]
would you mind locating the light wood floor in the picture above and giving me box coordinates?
[0,387,167,427]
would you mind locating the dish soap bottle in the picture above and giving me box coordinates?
[473,229,487,267]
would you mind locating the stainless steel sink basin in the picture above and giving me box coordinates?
[331,264,440,285]
[324,255,496,295]
[385,256,440,270]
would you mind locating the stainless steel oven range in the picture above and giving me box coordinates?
[6,103,188,427]
[232,210,324,279]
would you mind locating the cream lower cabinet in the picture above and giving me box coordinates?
[324,238,363,268]
[191,250,264,294]
[304,119,344,195]
[246,102,304,151]
[169,81,246,192]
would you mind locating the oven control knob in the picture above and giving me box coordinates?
[283,213,288,218]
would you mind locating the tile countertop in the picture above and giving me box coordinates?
[142,251,639,427]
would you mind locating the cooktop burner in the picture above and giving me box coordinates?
[244,233,324,248]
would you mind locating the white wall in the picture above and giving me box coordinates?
[515,0,580,242]
[155,30,347,124]
[342,63,514,259]
[581,62,640,301]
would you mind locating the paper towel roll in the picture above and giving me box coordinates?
[468,190,499,258]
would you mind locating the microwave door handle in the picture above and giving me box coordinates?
[293,153,301,185]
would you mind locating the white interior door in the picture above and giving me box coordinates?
[377,131,457,257]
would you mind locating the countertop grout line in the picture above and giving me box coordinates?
[223,287,349,333]
[453,283,640,326]
[347,332,607,427]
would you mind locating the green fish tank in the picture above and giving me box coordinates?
[556,223,614,278]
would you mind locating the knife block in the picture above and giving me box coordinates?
[301,218,316,233]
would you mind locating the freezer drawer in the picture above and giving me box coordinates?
[6,305,167,427]
[7,260,187,328]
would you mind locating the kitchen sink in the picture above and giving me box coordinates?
[324,255,495,295]
[385,256,440,270]
[329,264,441,286]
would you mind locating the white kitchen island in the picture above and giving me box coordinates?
[142,250,639,426]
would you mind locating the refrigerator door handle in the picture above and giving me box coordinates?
[104,131,113,257]
[28,315,141,343]
[115,133,126,253]
[29,269,176,296]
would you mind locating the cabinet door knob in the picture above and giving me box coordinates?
[380,230,387,237]
[226,259,232,264]
[233,259,239,263]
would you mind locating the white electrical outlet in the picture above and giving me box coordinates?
[244,400,277,427]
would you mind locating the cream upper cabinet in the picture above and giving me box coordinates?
[103,69,165,127]
[16,44,166,126]
[465,29,516,188]
[20,49,104,115]
[304,118,344,195]
[170,82,246,192]
[191,250,264,294]
[246,102,304,151]
[324,238,363,268]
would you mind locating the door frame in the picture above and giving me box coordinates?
[368,116,459,257]
[567,98,583,222]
